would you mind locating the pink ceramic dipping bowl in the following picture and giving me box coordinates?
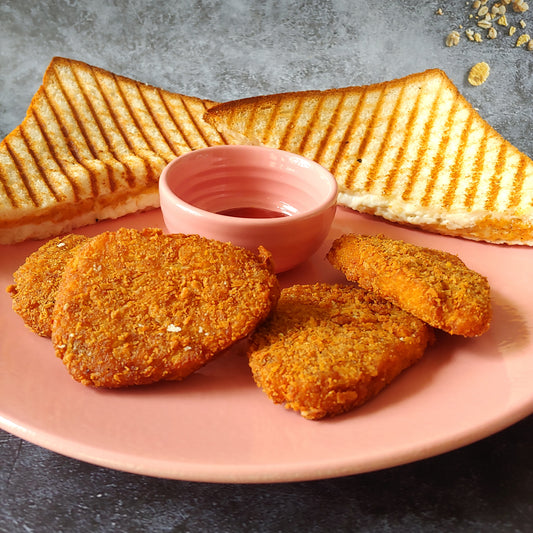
[159,145,338,272]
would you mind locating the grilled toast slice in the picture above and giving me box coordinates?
[205,69,533,245]
[0,57,231,244]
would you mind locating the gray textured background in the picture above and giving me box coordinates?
[2,1,533,531]
[1,0,532,156]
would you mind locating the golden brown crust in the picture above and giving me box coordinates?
[247,283,434,420]
[205,69,449,126]
[51,228,280,388]
[7,234,89,337]
[327,234,492,337]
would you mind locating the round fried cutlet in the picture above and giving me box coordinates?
[247,283,434,420]
[327,233,492,337]
[7,234,89,337]
[51,227,280,388]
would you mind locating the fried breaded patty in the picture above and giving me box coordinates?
[52,227,280,388]
[7,234,89,337]
[247,283,434,420]
[327,234,491,337]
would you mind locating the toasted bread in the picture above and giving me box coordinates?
[205,69,533,245]
[0,57,232,244]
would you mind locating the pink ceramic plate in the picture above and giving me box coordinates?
[1,207,532,483]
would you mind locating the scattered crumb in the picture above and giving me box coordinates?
[446,30,461,46]
[442,0,530,52]
[516,32,531,44]
[468,61,491,85]
[497,14,509,25]
[512,0,529,13]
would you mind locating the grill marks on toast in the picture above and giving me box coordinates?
[2,96,77,210]
[1,133,39,208]
[4,61,533,245]
[19,59,224,204]
[277,95,311,153]
[0,57,230,241]
[366,85,408,198]
[464,122,490,210]
[509,154,529,210]
[158,91,197,152]
[113,76,171,168]
[43,69,105,199]
[441,103,474,212]
[0,151,12,207]
[29,101,82,202]
[484,141,508,212]
[419,80,459,209]
[351,87,388,193]
[296,95,334,160]
[66,62,144,190]
[259,96,288,148]
[404,77,448,206]
[314,92,352,171]
[19,115,61,204]
[328,89,368,183]
[165,94,219,149]
[385,84,425,202]
[4,121,64,209]
[48,63,120,198]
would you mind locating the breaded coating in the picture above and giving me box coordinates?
[327,234,491,337]
[52,228,280,388]
[7,234,89,337]
[248,283,434,420]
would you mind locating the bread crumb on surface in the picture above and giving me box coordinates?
[446,30,461,46]
[444,0,530,50]
[512,0,529,13]
[516,32,531,44]
[468,61,491,85]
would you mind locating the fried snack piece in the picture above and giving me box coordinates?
[52,227,280,388]
[7,234,89,337]
[327,233,491,337]
[248,283,434,420]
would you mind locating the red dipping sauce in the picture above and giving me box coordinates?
[217,207,288,219]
